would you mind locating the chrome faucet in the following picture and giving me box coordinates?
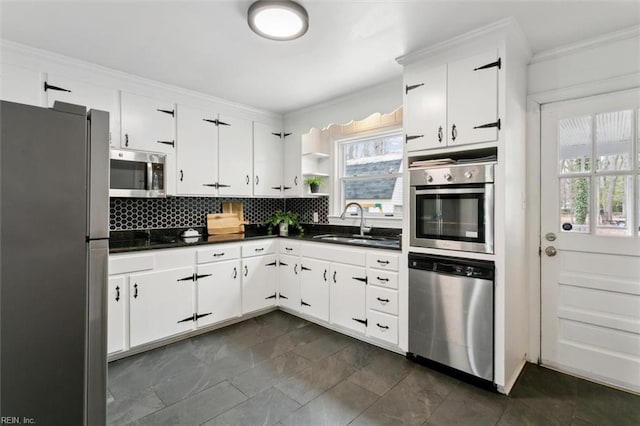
[340,202,371,236]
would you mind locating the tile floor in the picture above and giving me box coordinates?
[108,311,640,426]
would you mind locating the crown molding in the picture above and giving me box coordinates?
[0,39,282,120]
[530,25,640,65]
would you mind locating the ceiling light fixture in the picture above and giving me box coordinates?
[248,1,309,41]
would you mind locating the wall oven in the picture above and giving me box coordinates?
[110,149,166,198]
[410,163,494,253]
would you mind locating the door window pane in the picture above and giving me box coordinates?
[596,110,633,171]
[559,177,590,233]
[596,175,633,236]
[558,115,592,173]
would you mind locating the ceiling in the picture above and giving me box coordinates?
[1,1,639,115]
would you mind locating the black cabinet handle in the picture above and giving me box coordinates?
[323,269,327,282]
[115,286,120,302]
[405,83,424,94]
[244,265,248,277]
[333,271,337,283]
[352,318,368,326]
[233,267,237,279]
[376,297,390,303]
[133,283,138,299]
[180,170,184,181]
[294,176,298,186]
[294,264,298,275]
[376,260,390,265]
[255,247,264,252]
[124,134,129,147]
[451,124,457,141]
[157,140,175,147]
[377,276,389,282]
[213,252,225,257]
[376,323,390,330]
[285,247,293,251]
[44,81,71,92]
[157,108,175,117]
[255,175,259,185]
[246,175,250,185]
[301,300,311,307]
[437,126,443,143]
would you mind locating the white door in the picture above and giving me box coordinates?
[541,89,640,393]
[129,267,194,347]
[253,122,283,196]
[196,259,241,328]
[107,276,126,354]
[176,104,218,195]
[299,258,330,322]
[218,114,253,196]
[121,91,175,153]
[330,263,368,334]
[0,63,42,106]
[403,63,447,151]
[278,254,300,311]
[241,255,278,314]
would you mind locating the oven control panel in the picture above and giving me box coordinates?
[409,163,495,186]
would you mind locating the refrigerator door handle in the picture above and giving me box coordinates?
[88,109,110,239]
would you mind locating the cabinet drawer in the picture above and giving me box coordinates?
[300,242,366,266]
[368,270,398,290]
[197,245,240,264]
[367,310,398,345]
[367,286,398,315]
[109,254,154,275]
[280,240,300,256]
[367,252,399,271]
[242,239,278,258]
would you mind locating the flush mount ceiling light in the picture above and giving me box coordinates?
[248,1,309,41]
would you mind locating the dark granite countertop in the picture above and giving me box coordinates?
[109,224,401,254]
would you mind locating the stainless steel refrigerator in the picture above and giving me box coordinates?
[1,100,109,425]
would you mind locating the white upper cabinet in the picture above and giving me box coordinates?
[404,63,447,151]
[0,63,42,106]
[176,104,219,195]
[404,49,500,151]
[282,130,301,196]
[121,91,175,153]
[253,122,283,196]
[447,50,500,146]
[218,114,253,196]
[45,73,120,147]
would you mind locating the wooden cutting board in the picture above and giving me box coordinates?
[207,202,246,235]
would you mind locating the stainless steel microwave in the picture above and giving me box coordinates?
[409,163,495,253]
[109,149,166,198]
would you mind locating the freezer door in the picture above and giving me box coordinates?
[87,108,110,239]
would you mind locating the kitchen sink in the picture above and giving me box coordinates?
[312,234,400,249]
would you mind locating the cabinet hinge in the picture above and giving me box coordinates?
[352,276,368,284]
[474,58,501,71]
[300,265,311,271]
[265,293,277,300]
[195,273,212,280]
[177,274,196,282]
[278,261,288,267]
[203,118,230,126]
[43,81,71,93]
[265,261,278,267]
[271,132,292,138]
[538,246,542,257]
[352,318,368,326]
[405,134,424,144]
[405,83,424,94]
[278,292,288,300]
[157,108,175,117]
[473,119,501,131]
[157,140,175,147]
[301,300,311,307]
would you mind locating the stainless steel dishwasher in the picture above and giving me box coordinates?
[408,253,494,382]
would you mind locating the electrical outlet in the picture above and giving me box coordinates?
[312,212,319,223]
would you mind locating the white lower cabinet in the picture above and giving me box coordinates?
[330,263,368,334]
[128,266,194,347]
[241,254,278,314]
[107,276,126,354]
[299,258,330,322]
[367,310,398,345]
[278,254,300,312]
[196,259,241,328]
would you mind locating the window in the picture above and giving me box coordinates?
[337,131,403,218]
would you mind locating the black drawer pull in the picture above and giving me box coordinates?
[255,248,264,252]
[376,297,390,303]
[377,277,389,282]
[285,247,293,251]
[376,323,389,330]
[376,260,390,265]
[213,252,225,257]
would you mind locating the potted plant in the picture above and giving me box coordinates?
[262,210,304,236]
[304,176,325,194]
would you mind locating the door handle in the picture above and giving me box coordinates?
[244,265,248,276]
[115,286,120,302]
[545,246,557,257]
[437,126,443,143]
[233,267,237,279]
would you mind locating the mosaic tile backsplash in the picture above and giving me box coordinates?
[110,196,329,231]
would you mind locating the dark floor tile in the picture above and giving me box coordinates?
[573,378,640,426]
[280,380,379,426]
[275,353,359,404]
[248,323,328,361]
[292,330,353,361]
[332,339,388,369]
[253,310,310,333]
[153,361,224,406]
[130,381,246,426]
[498,399,567,426]
[107,389,165,426]
[202,387,301,426]
[351,367,453,426]
[231,351,314,397]
[348,349,415,395]
[425,381,507,426]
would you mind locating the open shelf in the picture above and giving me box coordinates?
[302,172,329,177]
[302,152,330,159]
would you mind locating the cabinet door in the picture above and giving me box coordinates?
[196,259,241,328]
[299,258,330,322]
[241,255,278,314]
[45,73,120,147]
[129,266,194,347]
[278,254,300,312]
[108,276,126,354]
[0,63,42,106]
[253,122,283,196]
[282,130,302,196]
[447,50,499,146]
[176,104,218,195]
[330,263,367,334]
[121,91,175,153]
[218,114,253,196]
[404,63,447,151]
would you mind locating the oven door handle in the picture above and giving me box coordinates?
[413,188,487,195]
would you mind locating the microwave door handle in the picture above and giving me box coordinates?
[146,162,153,190]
